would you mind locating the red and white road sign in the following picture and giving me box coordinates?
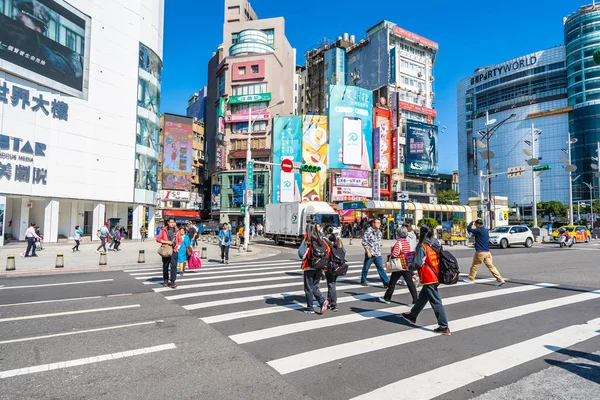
[281,159,294,173]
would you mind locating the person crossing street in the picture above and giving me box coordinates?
[361,219,390,288]
[218,223,232,264]
[463,219,505,286]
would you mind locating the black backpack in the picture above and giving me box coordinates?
[308,241,329,270]
[437,248,460,285]
[328,243,348,276]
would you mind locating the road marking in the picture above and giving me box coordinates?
[132,264,297,277]
[0,294,132,308]
[267,288,600,374]
[0,343,177,379]
[0,305,141,323]
[124,258,299,273]
[0,320,163,345]
[0,279,114,290]
[351,317,600,400]
[231,283,555,344]
[201,279,497,323]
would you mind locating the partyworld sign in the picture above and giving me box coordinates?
[470,55,538,85]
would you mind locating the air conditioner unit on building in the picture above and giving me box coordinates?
[418,72,423,77]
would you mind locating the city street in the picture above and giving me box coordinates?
[3,242,597,399]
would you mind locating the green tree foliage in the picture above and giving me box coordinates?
[536,201,568,220]
[418,218,440,230]
[437,190,460,205]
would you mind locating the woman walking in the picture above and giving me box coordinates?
[113,226,122,251]
[324,232,344,312]
[72,225,83,252]
[299,224,329,315]
[380,226,418,306]
[177,226,191,276]
[156,218,178,289]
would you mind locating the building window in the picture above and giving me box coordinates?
[232,102,268,114]
[232,120,268,133]
[239,66,246,75]
[251,65,259,74]
[232,83,268,96]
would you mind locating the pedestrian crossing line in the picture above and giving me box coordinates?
[0,293,132,308]
[125,258,299,274]
[230,283,557,344]
[0,320,163,345]
[0,343,177,379]
[0,304,141,323]
[351,317,600,400]
[200,279,498,324]
[267,288,600,375]
[0,279,114,290]
[140,262,364,284]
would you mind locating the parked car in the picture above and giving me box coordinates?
[488,225,534,249]
[551,225,591,243]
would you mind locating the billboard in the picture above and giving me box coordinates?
[324,48,346,91]
[272,116,303,204]
[302,115,328,202]
[162,115,193,190]
[406,120,438,177]
[374,108,392,175]
[0,0,91,99]
[327,85,373,171]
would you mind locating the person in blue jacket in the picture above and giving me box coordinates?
[218,223,233,264]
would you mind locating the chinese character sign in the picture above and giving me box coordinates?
[302,115,328,202]
[272,116,302,204]
[0,79,68,121]
[406,120,438,177]
[375,109,392,175]
[162,115,193,190]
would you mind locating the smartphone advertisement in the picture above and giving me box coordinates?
[301,115,328,202]
[327,85,373,171]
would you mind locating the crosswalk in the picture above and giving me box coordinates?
[127,256,600,399]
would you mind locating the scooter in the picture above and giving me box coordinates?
[559,234,575,248]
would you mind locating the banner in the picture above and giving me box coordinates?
[373,169,381,201]
[162,115,193,190]
[406,120,439,177]
[337,170,369,187]
[302,115,328,202]
[375,109,392,174]
[272,116,303,203]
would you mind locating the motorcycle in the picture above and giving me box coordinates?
[558,233,575,248]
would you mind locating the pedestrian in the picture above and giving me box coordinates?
[401,226,451,335]
[188,222,198,247]
[156,218,179,289]
[108,225,116,250]
[380,226,418,305]
[140,225,147,242]
[34,225,44,250]
[113,226,122,251]
[463,219,505,286]
[250,224,256,241]
[96,223,109,253]
[404,219,417,252]
[360,219,390,288]
[218,223,232,264]
[324,232,344,312]
[72,225,83,252]
[177,226,191,276]
[299,224,329,315]
[21,222,40,257]
[238,225,245,245]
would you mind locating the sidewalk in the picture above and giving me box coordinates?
[0,237,280,277]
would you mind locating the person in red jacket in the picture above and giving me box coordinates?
[401,226,450,335]
[156,218,179,289]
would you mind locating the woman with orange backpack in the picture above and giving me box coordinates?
[298,224,330,315]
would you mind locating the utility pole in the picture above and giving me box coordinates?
[531,123,538,229]
[243,107,253,251]
[568,131,574,226]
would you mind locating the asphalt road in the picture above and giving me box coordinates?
[1,242,599,399]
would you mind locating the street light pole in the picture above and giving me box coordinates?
[568,131,574,225]
[583,182,594,226]
[531,123,538,229]
[485,111,492,228]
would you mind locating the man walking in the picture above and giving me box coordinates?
[22,222,40,257]
[218,223,232,264]
[188,222,198,247]
[463,219,505,286]
[404,219,417,252]
[96,223,109,253]
[361,219,390,288]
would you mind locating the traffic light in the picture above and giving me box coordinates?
[300,164,322,173]
[240,204,246,216]
[532,164,552,172]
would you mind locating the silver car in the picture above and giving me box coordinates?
[489,225,534,249]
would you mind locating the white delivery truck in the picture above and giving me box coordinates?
[264,202,341,245]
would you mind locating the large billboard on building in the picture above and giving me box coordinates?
[302,115,328,202]
[327,85,373,171]
[0,0,91,99]
[162,115,193,190]
[374,108,392,175]
[272,116,302,204]
[406,120,438,177]
[324,48,346,91]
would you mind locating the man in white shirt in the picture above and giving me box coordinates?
[96,223,110,253]
[403,219,418,252]
[22,222,40,257]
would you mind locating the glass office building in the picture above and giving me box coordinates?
[565,3,600,201]
[457,47,570,207]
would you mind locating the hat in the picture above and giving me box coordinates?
[15,0,51,32]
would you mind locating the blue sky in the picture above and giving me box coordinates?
[161,0,585,173]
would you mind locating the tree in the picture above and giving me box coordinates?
[437,190,460,205]
[418,218,439,230]
[537,201,568,220]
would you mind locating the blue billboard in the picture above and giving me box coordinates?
[327,85,373,170]
[406,120,439,177]
[272,116,303,203]
[324,48,346,93]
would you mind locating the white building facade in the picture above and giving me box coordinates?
[0,0,164,246]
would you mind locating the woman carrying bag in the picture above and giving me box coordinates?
[176,226,192,276]
[380,226,418,305]
[298,224,330,315]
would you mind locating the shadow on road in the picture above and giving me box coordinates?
[544,347,600,385]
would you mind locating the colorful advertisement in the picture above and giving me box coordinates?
[406,120,438,177]
[0,0,91,99]
[162,115,193,190]
[327,85,373,171]
[375,108,392,175]
[302,115,328,202]
[272,116,303,204]
[336,170,369,187]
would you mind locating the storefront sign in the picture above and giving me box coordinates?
[332,186,372,198]
[228,93,272,104]
[0,79,69,121]
[336,177,369,187]
[389,48,396,84]
[392,26,439,50]
[399,100,437,118]
[0,134,48,185]
[391,129,399,168]
[162,210,201,218]
[160,190,191,200]
[470,55,538,86]
[373,169,381,201]
[224,112,270,123]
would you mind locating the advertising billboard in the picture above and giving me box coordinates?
[302,115,328,202]
[272,116,302,204]
[327,85,373,171]
[324,48,346,91]
[374,108,392,175]
[162,115,193,190]
[406,120,438,177]
[0,0,91,99]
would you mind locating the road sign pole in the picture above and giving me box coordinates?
[568,131,574,226]
[531,123,538,229]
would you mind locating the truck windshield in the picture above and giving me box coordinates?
[314,214,340,227]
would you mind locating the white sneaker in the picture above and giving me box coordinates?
[462,278,475,284]
[95,250,99,254]
[495,280,505,287]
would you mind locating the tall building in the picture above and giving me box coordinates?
[0,0,164,246]
[186,86,207,123]
[205,0,295,226]
[457,47,569,207]
[565,3,600,201]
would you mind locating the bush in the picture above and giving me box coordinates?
[418,218,439,231]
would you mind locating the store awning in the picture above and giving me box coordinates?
[337,201,367,211]
[366,201,416,210]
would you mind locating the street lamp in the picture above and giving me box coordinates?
[524,124,542,228]
[583,182,594,226]
[243,100,285,251]
[560,134,578,225]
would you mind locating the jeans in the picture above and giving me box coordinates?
[408,284,448,330]
[162,251,178,283]
[114,240,121,251]
[220,245,230,261]
[303,270,325,310]
[469,251,503,282]
[25,237,36,256]
[361,255,389,285]
[385,270,418,304]
[72,240,80,251]
[96,238,107,252]
[326,272,337,307]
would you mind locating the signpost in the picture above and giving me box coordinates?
[281,159,294,173]
[507,166,526,178]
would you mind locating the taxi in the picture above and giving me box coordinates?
[551,225,591,243]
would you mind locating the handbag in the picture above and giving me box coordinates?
[389,255,406,272]
[157,244,173,258]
